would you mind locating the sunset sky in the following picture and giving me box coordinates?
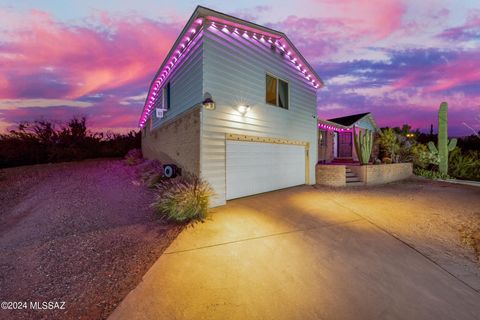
[0,0,479,136]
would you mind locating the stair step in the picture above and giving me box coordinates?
[346,173,356,177]
[346,176,361,181]
[346,181,364,187]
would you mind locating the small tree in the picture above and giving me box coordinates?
[378,128,400,162]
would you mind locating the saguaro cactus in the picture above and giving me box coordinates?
[353,127,373,165]
[427,102,457,174]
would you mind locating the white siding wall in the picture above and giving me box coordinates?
[201,27,318,206]
[151,36,204,129]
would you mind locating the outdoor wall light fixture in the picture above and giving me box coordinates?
[203,97,215,110]
[237,105,251,115]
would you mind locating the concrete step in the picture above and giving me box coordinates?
[346,172,356,177]
[346,177,362,183]
[346,181,364,187]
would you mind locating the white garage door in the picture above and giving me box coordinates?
[226,140,306,200]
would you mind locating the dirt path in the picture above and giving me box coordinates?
[0,159,182,320]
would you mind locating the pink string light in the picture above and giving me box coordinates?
[140,17,323,127]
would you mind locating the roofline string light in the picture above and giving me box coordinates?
[140,16,323,127]
[139,18,204,127]
[207,20,321,90]
[318,123,349,132]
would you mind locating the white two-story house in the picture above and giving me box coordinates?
[140,6,324,207]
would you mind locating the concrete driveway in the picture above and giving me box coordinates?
[110,186,480,320]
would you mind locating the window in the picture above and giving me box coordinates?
[165,82,171,110]
[266,74,277,105]
[265,74,289,109]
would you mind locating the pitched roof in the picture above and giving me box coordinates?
[139,5,324,127]
[327,112,371,127]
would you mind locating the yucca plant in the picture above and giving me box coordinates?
[151,175,215,222]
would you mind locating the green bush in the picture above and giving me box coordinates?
[151,175,215,222]
[414,168,450,180]
[382,157,392,164]
[410,144,439,169]
[378,128,400,162]
[449,148,480,181]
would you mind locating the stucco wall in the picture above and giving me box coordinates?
[142,107,201,176]
[315,165,346,187]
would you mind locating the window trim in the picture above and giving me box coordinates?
[265,73,289,110]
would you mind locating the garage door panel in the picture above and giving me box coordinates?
[226,140,305,200]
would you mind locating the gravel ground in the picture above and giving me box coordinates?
[0,159,183,320]
[317,177,480,291]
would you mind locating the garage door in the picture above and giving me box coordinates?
[226,140,306,200]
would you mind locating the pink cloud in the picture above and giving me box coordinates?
[319,0,406,39]
[390,51,480,93]
[267,0,406,62]
[0,9,180,100]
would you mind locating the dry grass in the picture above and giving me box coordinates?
[460,226,480,261]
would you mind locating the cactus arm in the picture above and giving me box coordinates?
[448,138,457,151]
[427,141,438,154]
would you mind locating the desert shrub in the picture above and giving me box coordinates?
[414,168,450,180]
[382,157,392,164]
[125,148,143,166]
[138,159,164,188]
[151,175,215,222]
[0,117,140,168]
[410,144,439,169]
[378,128,400,162]
[449,148,480,181]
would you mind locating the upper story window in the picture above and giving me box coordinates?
[165,82,171,110]
[265,74,289,109]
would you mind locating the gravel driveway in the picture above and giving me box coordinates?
[0,159,182,320]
